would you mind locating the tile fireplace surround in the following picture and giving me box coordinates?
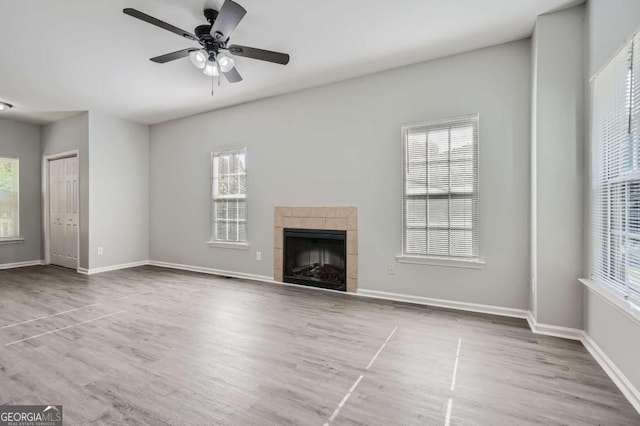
[274,207,358,292]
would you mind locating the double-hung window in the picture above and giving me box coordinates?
[211,148,247,243]
[401,115,479,262]
[0,157,19,240]
[591,33,640,304]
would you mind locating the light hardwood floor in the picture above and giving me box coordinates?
[0,265,637,425]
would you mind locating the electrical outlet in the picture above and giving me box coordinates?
[256,251,262,261]
[388,263,395,275]
[97,247,104,256]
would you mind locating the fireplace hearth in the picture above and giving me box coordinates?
[283,228,346,291]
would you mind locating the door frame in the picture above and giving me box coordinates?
[42,150,80,271]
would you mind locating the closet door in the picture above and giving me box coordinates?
[49,157,79,269]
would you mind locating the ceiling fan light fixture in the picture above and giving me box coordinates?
[0,101,13,111]
[202,60,220,77]
[123,1,290,88]
[216,53,235,73]
[189,49,208,68]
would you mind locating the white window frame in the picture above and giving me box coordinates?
[587,31,640,319]
[0,156,22,243]
[397,115,484,269]
[206,147,249,250]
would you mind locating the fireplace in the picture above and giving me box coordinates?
[283,228,347,291]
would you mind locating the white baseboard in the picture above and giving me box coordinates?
[357,289,529,319]
[581,333,640,414]
[77,260,150,275]
[10,257,637,414]
[0,260,44,270]
[148,260,275,283]
[525,311,584,340]
[145,262,530,320]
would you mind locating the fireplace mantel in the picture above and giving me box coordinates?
[274,207,358,292]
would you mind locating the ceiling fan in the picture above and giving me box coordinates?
[123,0,290,85]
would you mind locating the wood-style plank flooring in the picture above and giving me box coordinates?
[0,265,637,425]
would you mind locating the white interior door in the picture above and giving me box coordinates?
[49,156,79,269]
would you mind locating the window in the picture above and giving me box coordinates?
[401,115,479,261]
[592,33,640,302]
[211,148,247,243]
[0,157,19,239]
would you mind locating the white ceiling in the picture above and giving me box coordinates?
[0,0,578,125]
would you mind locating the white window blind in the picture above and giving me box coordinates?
[402,115,479,259]
[592,33,640,303]
[211,148,247,242]
[0,157,19,239]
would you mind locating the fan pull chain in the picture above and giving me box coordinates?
[211,69,215,96]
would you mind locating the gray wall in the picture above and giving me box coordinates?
[41,112,90,269]
[585,291,640,390]
[0,118,41,265]
[588,0,640,78]
[585,0,640,395]
[531,5,585,329]
[150,39,532,310]
[88,112,149,269]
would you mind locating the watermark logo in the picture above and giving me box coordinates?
[0,405,62,426]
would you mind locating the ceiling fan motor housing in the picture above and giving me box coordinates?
[195,24,214,40]
[204,8,218,24]
[196,9,227,53]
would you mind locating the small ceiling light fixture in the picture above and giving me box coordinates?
[202,60,220,77]
[0,101,13,111]
[189,49,208,68]
[216,53,235,73]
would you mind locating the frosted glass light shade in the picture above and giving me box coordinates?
[189,50,208,68]
[216,53,235,73]
[202,60,220,76]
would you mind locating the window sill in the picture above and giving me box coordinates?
[396,255,485,269]
[0,237,25,245]
[579,278,640,324]
[205,241,250,250]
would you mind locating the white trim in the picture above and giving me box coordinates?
[47,260,640,414]
[0,237,25,245]
[357,289,528,319]
[3,259,638,415]
[146,261,525,319]
[400,114,481,264]
[526,311,584,340]
[580,278,640,324]
[396,255,485,269]
[148,260,273,283]
[0,260,44,270]
[205,241,250,250]
[0,156,20,240]
[211,147,248,245]
[581,332,640,414]
[69,259,640,416]
[42,150,80,270]
[77,260,149,275]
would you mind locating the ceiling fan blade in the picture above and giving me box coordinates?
[209,0,247,42]
[150,48,196,63]
[123,8,198,41]
[223,67,243,83]
[227,45,289,65]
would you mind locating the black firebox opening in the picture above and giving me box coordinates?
[283,228,347,292]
